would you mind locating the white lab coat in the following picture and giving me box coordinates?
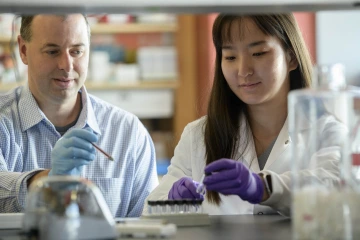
[144,113,346,216]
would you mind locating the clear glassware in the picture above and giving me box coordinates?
[290,63,360,240]
[350,93,360,184]
[22,176,117,240]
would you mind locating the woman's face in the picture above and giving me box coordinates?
[221,18,298,107]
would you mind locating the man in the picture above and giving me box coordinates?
[0,14,158,217]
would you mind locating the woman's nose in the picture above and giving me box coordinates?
[237,59,253,78]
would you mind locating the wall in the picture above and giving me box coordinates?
[316,10,360,86]
[195,14,216,117]
[294,12,316,63]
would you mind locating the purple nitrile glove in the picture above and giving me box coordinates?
[168,177,204,200]
[203,158,264,204]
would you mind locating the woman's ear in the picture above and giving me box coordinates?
[17,35,29,65]
[287,50,298,72]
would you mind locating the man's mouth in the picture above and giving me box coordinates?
[53,78,74,82]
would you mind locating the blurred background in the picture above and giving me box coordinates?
[0,12,359,177]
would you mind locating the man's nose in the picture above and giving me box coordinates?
[58,52,73,72]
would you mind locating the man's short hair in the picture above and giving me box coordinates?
[20,14,91,42]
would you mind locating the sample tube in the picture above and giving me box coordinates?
[155,201,162,214]
[174,200,180,213]
[196,174,206,195]
[147,200,155,214]
[164,200,171,214]
[159,201,166,214]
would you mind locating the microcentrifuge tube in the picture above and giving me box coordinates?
[174,200,180,213]
[196,174,206,195]
[147,200,155,214]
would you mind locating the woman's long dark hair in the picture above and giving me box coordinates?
[204,13,313,205]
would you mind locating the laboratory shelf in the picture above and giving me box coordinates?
[0,80,179,92]
[0,15,197,154]
[0,22,177,43]
[91,23,177,34]
[0,36,12,43]
[85,80,179,90]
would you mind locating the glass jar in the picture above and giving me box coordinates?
[290,64,360,240]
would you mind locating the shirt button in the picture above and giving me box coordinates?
[285,140,290,144]
[257,212,264,215]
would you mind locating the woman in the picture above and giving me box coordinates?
[145,13,345,216]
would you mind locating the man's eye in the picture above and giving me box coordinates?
[46,50,59,55]
[72,50,83,55]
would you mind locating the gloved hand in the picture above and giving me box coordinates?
[168,177,204,200]
[49,128,98,176]
[203,158,264,204]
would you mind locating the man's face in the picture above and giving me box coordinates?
[18,14,90,106]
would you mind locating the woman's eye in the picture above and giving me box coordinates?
[253,52,266,57]
[224,56,236,61]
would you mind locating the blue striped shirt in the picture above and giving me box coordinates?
[0,84,159,217]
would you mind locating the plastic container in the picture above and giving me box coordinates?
[289,64,360,240]
[23,176,117,240]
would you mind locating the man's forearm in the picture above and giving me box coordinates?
[0,170,46,212]
[27,170,50,188]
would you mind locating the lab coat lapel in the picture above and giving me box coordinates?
[236,115,260,172]
[264,117,291,169]
[246,137,260,172]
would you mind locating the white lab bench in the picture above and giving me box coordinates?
[0,215,290,240]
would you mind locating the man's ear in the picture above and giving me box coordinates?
[287,50,298,72]
[17,35,29,65]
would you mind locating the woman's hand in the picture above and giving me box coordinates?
[168,177,204,200]
[203,158,264,204]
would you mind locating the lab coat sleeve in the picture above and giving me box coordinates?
[142,122,195,215]
[260,146,341,217]
[260,116,346,217]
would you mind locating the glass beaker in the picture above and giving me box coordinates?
[290,63,360,240]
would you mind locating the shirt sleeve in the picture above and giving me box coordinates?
[126,120,159,217]
[0,153,44,212]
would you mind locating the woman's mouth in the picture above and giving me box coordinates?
[240,82,261,89]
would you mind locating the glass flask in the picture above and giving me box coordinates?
[22,176,118,240]
[290,63,360,240]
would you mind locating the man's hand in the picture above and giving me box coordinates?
[49,128,98,176]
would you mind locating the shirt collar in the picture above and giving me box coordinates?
[76,85,102,136]
[19,84,46,132]
[18,84,101,136]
